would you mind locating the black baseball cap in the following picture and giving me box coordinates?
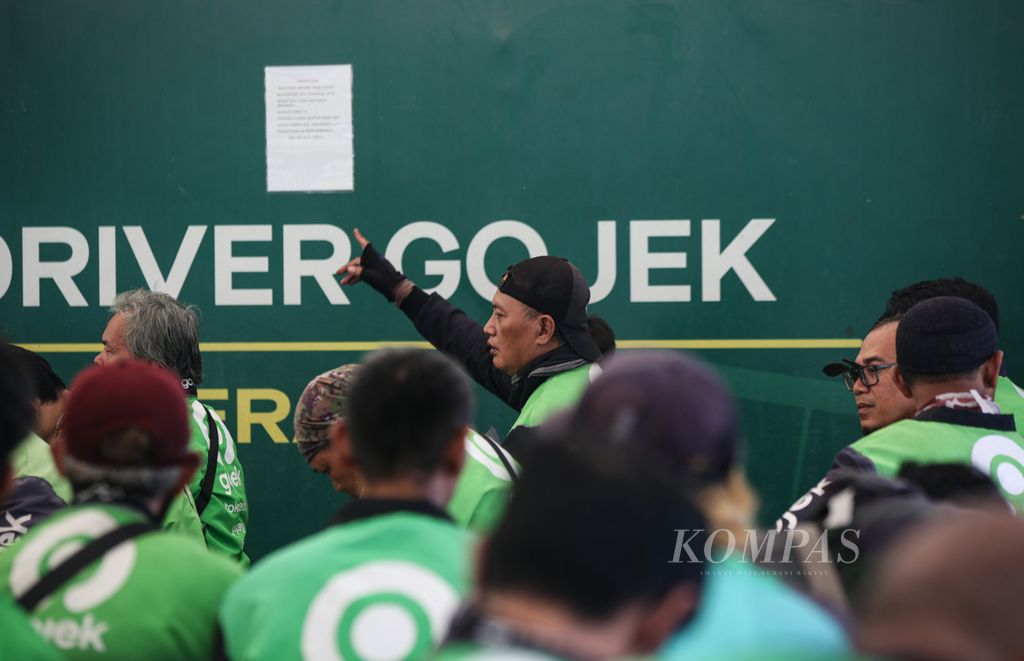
[498,256,601,362]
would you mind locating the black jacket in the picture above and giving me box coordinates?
[399,286,591,413]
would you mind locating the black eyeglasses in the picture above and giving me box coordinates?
[838,359,897,391]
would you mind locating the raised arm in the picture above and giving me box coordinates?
[339,229,514,403]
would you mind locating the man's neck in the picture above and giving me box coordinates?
[482,593,633,660]
[912,379,993,409]
[360,476,451,509]
[511,342,575,379]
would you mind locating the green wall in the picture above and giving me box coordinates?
[3,0,1023,560]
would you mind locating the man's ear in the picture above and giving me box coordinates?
[443,426,467,480]
[893,366,913,399]
[329,419,359,476]
[536,314,557,345]
[983,351,1004,391]
[632,583,701,654]
[50,433,67,476]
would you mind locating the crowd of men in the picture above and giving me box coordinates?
[1,232,1022,660]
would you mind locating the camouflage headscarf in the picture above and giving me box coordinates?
[293,364,361,462]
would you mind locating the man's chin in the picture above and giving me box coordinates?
[491,356,517,376]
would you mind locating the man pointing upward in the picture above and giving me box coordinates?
[339,228,602,448]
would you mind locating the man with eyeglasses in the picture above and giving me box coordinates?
[778,297,1024,529]
[822,319,916,435]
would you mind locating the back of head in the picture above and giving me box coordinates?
[0,343,36,466]
[797,470,938,609]
[7,345,66,404]
[62,360,195,500]
[565,351,739,485]
[880,277,999,330]
[860,515,1024,661]
[111,289,203,385]
[347,349,473,481]
[898,462,1007,511]
[481,443,707,621]
[587,315,616,359]
[896,296,997,386]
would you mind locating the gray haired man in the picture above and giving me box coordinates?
[96,289,250,565]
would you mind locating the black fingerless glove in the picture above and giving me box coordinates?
[360,242,407,302]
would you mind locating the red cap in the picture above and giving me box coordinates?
[63,361,192,467]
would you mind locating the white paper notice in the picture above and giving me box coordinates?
[265,65,354,192]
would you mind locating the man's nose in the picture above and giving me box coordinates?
[93,352,103,366]
[852,374,869,394]
[483,316,497,337]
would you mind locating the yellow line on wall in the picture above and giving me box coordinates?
[18,339,861,353]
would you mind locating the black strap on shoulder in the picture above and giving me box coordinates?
[483,428,519,486]
[16,521,155,612]
[195,405,220,516]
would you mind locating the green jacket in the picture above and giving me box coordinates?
[162,488,206,544]
[846,406,1024,511]
[0,503,242,659]
[0,594,61,661]
[448,429,521,533]
[997,375,1024,429]
[186,396,250,565]
[511,363,600,431]
[11,433,71,503]
[221,499,472,661]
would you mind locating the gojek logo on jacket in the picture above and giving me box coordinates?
[10,510,137,652]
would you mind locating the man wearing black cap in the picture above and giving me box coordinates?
[339,229,602,445]
[781,296,1024,529]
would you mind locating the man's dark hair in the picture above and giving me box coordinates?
[0,344,36,462]
[587,315,616,358]
[899,368,980,390]
[348,349,473,481]
[482,444,707,621]
[879,277,999,331]
[8,346,66,403]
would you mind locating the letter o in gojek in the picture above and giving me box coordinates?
[972,435,1024,511]
[301,560,460,661]
[10,510,137,612]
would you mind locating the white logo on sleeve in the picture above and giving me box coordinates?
[301,561,459,661]
[10,510,137,651]
[972,435,1024,510]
